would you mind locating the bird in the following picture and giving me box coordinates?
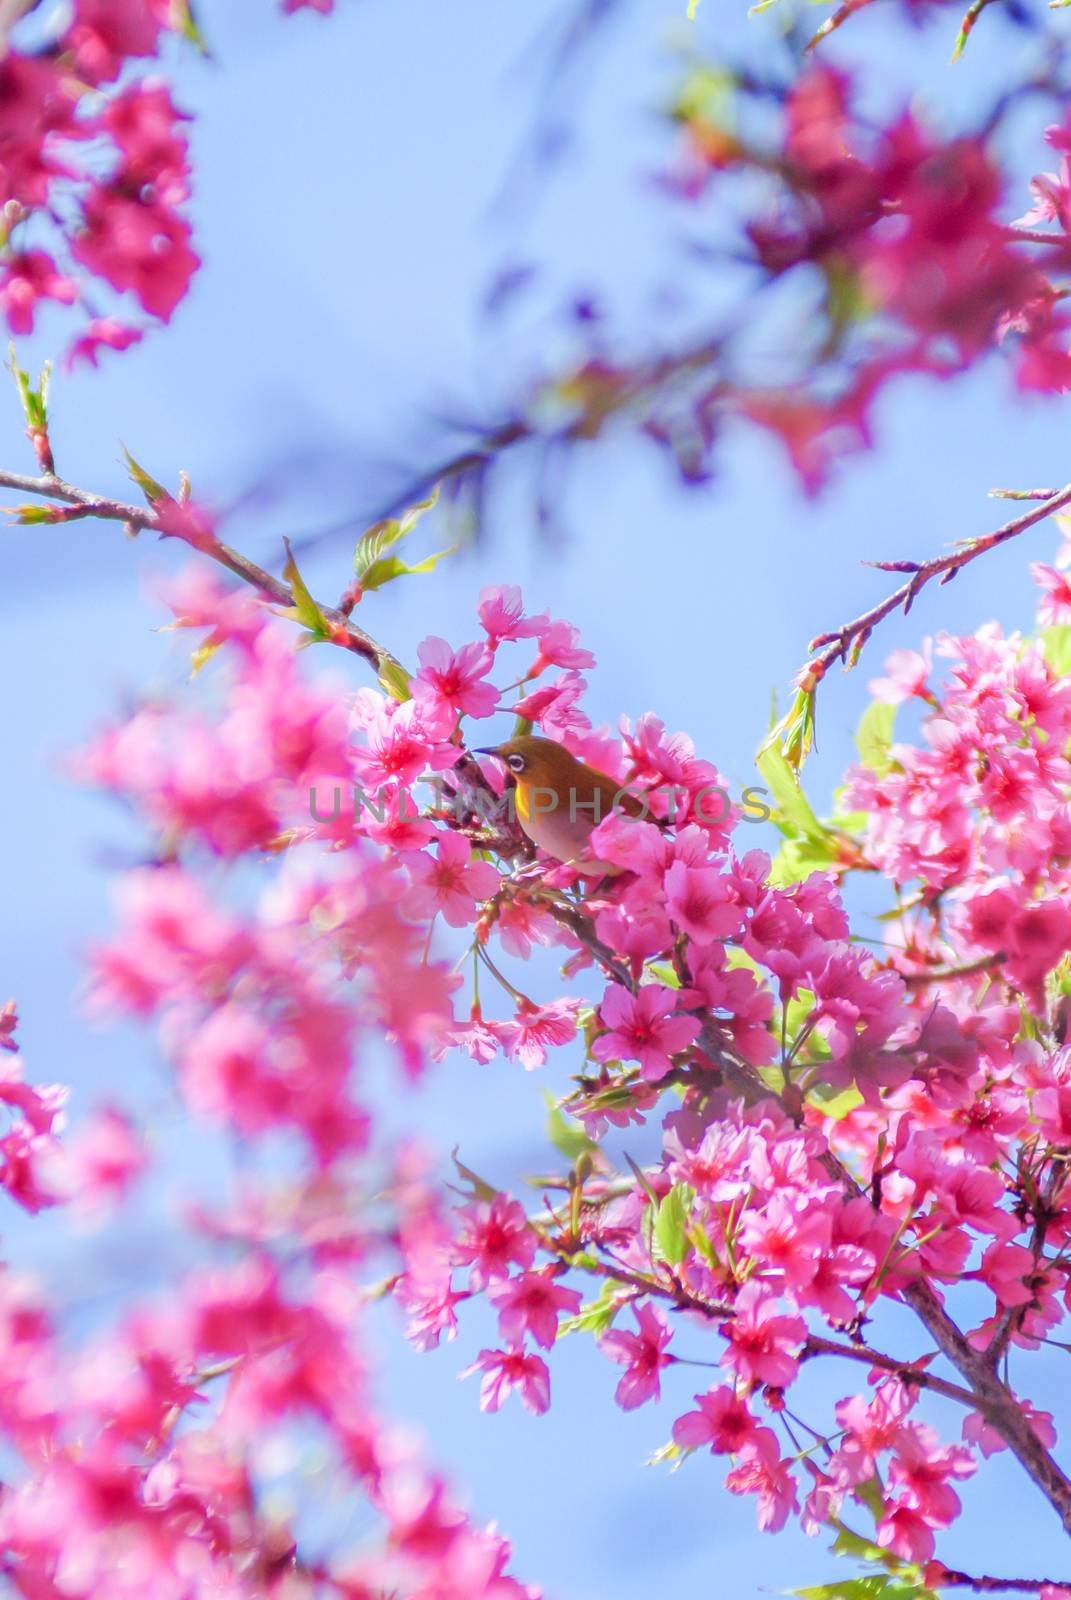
[475,734,643,873]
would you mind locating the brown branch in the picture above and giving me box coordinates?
[802,1333,980,1410]
[0,467,389,672]
[803,479,1071,687]
[286,334,725,555]
[812,1139,1071,1535]
[899,951,1006,988]
[906,1270,1071,1532]
[931,1564,1071,1593]
[544,900,634,988]
[1004,226,1071,247]
[990,486,1061,501]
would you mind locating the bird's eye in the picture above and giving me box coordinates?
[506,753,526,773]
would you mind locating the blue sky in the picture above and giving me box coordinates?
[6,1,1071,1595]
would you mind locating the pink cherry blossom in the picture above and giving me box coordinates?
[673,1386,762,1454]
[720,1281,806,1390]
[477,585,547,645]
[413,637,499,721]
[664,860,743,944]
[0,251,76,334]
[869,644,934,705]
[725,1429,799,1532]
[598,1303,673,1408]
[1032,562,1071,625]
[592,984,700,1081]
[529,619,596,674]
[496,999,581,1070]
[74,187,199,321]
[454,1196,537,1289]
[487,1269,582,1350]
[65,317,143,368]
[461,1347,550,1415]
[405,833,499,928]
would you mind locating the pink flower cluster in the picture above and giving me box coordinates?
[20,553,1071,1588]
[665,64,1071,489]
[0,2,328,357]
[0,1258,536,1599]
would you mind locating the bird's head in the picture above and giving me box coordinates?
[475,735,577,788]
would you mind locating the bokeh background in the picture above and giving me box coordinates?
[6,1,1071,1594]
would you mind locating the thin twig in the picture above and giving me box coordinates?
[803,479,1071,688]
[899,951,1006,988]
[931,1564,1071,1594]
[802,1333,980,1410]
[1004,226,1071,246]
[0,467,390,670]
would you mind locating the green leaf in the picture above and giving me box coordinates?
[172,0,210,51]
[378,656,412,703]
[450,1147,499,1203]
[624,1151,661,1209]
[544,1094,598,1163]
[647,1438,684,1468]
[725,946,763,976]
[282,537,331,641]
[7,348,49,432]
[831,1526,887,1564]
[756,739,829,844]
[825,261,872,335]
[653,1182,694,1266]
[768,833,840,889]
[761,684,817,775]
[122,446,168,506]
[354,487,455,593]
[557,1280,623,1338]
[795,1582,892,1600]
[854,700,896,776]
[647,961,681,989]
[807,1083,863,1119]
[359,546,458,592]
[1041,625,1071,677]
[3,503,65,525]
[189,637,224,677]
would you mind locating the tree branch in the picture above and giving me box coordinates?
[801,1333,980,1409]
[0,467,390,671]
[930,1563,1071,1593]
[802,479,1071,686]
[899,951,1006,988]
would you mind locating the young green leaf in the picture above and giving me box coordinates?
[450,1147,499,1203]
[761,684,817,775]
[545,1094,599,1163]
[354,487,455,593]
[282,538,331,641]
[768,833,840,888]
[122,446,168,506]
[358,545,458,593]
[7,349,49,432]
[756,738,830,844]
[378,656,413,703]
[557,1280,624,1338]
[1041,625,1071,676]
[653,1182,695,1266]
[854,700,897,775]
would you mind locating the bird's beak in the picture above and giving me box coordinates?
[474,747,501,758]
